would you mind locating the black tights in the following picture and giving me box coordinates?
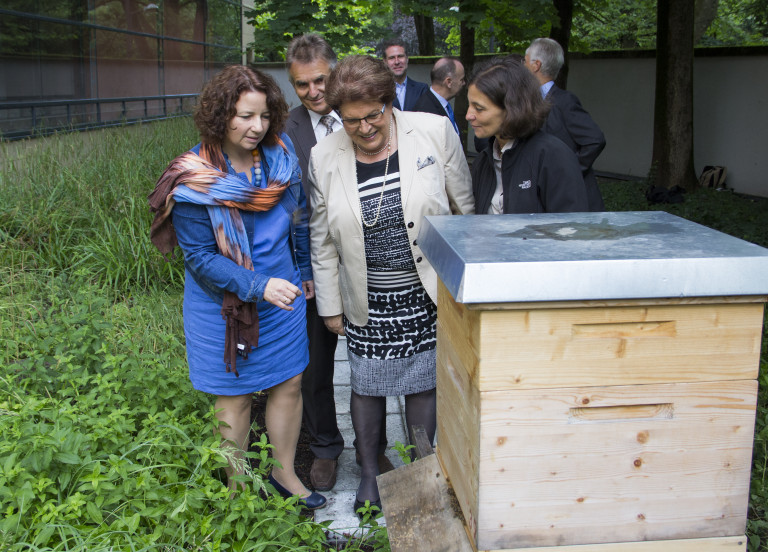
[351,387,436,502]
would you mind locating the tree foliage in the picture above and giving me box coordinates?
[571,0,768,51]
[572,0,657,51]
[245,0,391,61]
[701,0,768,45]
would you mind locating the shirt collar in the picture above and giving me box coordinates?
[307,108,341,129]
[492,138,516,161]
[540,80,555,99]
[429,87,449,108]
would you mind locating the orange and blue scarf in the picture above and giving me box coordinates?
[149,139,294,376]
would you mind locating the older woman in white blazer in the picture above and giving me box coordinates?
[308,55,474,517]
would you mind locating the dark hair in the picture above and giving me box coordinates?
[194,65,288,148]
[379,38,408,58]
[325,55,396,111]
[469,57,550,140]
[430,57,459,85]
[285,33,337,75]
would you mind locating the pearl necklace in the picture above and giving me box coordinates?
[356,115,394,228]
[356,139,390,156]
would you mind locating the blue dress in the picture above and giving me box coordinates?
[172,142,310,396]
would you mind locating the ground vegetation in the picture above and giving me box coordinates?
[0,119,388,551]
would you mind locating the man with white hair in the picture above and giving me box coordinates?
[525,37,606,211]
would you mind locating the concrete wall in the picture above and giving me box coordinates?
[258,50,768,198]
[568,52,768,198]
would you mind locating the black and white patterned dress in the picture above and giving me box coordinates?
[344,151,437,396]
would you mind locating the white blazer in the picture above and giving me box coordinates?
[308,108,474,326]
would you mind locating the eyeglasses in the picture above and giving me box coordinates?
[340,104,386,129]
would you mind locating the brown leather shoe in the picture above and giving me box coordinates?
[355,451,395,474]
[310,458,338,491]
[377,453,394,474]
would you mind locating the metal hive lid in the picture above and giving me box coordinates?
[418,211,768,304]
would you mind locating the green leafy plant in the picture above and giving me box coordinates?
[392,442,415,465]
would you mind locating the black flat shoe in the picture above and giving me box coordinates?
[268,473,327,510]
[353,498,382,520]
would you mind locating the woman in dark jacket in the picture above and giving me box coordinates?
[466,57,589,214]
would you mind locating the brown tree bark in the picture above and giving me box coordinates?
[455,3,477,150]
[414,13,435,56]
[651,0,698,191]
[550,0,573,89]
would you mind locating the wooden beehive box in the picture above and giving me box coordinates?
[418,212,768,551]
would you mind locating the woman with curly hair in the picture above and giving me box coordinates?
[149,65,325,509]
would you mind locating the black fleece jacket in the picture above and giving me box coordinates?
[471,130,589,214]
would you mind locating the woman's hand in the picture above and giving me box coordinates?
[302,280,315,300]
[264,278,302,311]
[323,315,345,336]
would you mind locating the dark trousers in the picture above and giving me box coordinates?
[302,297,344,459]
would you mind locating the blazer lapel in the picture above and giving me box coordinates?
[403,79,414,111]
[292,107,316,167]
[395,111,416,209]
[336,136,363,228]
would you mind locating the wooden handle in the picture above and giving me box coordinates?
[569,403,674,423]
[572,321,677,338]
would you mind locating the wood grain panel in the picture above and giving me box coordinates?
[476,535,746,552]
[473,302,763,391]
[437,318,481,541]
[474,381,757,549]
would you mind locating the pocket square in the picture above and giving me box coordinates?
[417,156,435,170]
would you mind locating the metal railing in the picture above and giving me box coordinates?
[0,94,198,140]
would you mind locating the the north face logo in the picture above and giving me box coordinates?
[519,180,532,189]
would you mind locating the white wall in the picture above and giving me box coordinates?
[567,53,768,197]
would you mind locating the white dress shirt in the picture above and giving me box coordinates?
[489,139,516,214]
[308,109,343,143]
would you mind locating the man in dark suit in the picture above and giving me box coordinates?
[284,34,345,492]
[525,37,606,211]
[413,57,465,138]
[381,38,429,111]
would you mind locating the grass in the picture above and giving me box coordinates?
[0,118,766,550]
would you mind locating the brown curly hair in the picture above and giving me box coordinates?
[325,55,396,112]
[194,65,288,148]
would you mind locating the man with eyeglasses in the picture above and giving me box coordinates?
[284,33,347,493]
[381,38,429,112]
[413,57,466,139]
[524,37,606,211]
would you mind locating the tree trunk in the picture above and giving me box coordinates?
[456,4,476,151]
[414,14,435,56]
[550,0,573,89]
[651,0,698,191]
[694,0,719,43]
